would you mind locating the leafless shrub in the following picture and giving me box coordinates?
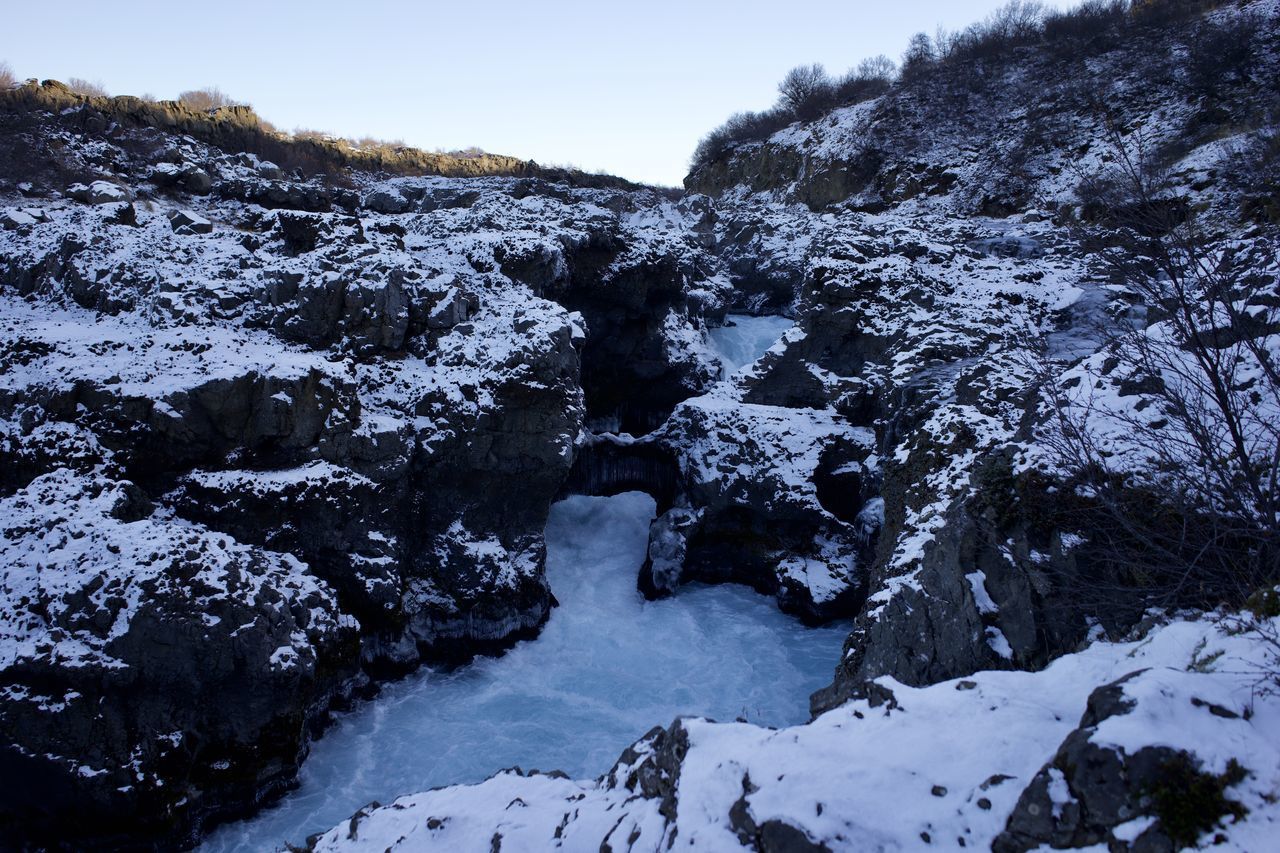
[777,64,835,122]
[66,77,109,98]
[291,127,333,142]
[1028,120,1280,610]
[946,1,1047,62]
[1183,12,1261,99]
[0,61,14,89]
[835,56,895,106]
[349,135,407,151]
[1043,0,1128,47]
[1130,0,1221,29]
[178,87,239,111]
[690,107,794,169]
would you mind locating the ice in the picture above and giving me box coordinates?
[707,314,793,375]
[200,492,848,852]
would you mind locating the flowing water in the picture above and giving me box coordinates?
[707,313,794,375]
[202,316,828,852]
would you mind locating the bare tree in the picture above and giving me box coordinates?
[0,61,14,89]
[777,63,834,121]
[178,87,237,111]
[901,32,936,80]
[66,77,109,98]
[855,55,897,81]
[1029,116,1280,609]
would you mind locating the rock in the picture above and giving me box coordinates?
[644,397,878,623]
[167,208,212,234]
[0,470,360,849]
[173,462,401,625]
[255,159,283,179]
[103,201,137,226]
[363,187,411,213]
[149,162,212,194]
[994,671,1251,852]
[218,177,333,211]
[274,209,333,254]
[0,207,49,229]
[67,179,130,205]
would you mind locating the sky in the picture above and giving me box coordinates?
[3,1,1056,186]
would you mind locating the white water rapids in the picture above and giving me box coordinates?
[201,316,831,851]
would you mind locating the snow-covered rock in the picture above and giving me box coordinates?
[306,613,1280,852]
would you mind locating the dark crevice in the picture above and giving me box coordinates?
[558,437,679,514]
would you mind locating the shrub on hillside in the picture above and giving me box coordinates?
[834,56,895,106]
[0,61,14,89]
[1031,125,1280,610]
[1183,13,1261,98]
[945,0,1047,62]
[691,108,794,169]
[900,32,937,82]
[178,87,238,111]
[1042,0,1127,46]
[777,64,835,122]
[66,77,109,98]
[689,0,1254,173]
[1130,0,1218,28]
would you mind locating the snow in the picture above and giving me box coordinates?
[0,468,344,672]
[306,612,1280,852]
[201,492,849,851]
[967,571,999,616]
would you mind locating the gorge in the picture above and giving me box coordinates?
[2,1,1280,851]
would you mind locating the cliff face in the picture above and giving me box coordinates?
[0,79,639,187]
[686,1,1280,219]
[2,0,1280,850]
[306,2,1280,850]
[0,91,726,847]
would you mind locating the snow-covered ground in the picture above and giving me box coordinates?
[201,492,848,851]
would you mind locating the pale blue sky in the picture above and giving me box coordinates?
[4,1,1059,186]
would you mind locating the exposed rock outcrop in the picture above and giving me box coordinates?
[0,99,727,846]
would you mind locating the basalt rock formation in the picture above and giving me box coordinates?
[4,0,1280,849]
[0,97,725,847]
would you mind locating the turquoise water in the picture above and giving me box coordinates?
[200,492,847,851]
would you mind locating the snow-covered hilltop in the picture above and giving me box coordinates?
[2,0,1279,849]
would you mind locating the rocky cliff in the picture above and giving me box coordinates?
[2,0,1279,849]
[0,92,727,846]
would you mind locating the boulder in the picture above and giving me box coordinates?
[0,207,50,229]
[167,208,212,234]
[67,180,130,205]
[995,670,1252,852]
[363,187,411,214]
[149,162,212,194]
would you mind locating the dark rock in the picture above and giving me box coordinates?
[645,399,877,623]
[0,471,361,850]
[150,162,212,195]
[67,180,130,205]
[0,207,51,229]
[167,208,212,234]
[103,201,137,226]
[363,187,411,213]
[994,671,1249,852]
